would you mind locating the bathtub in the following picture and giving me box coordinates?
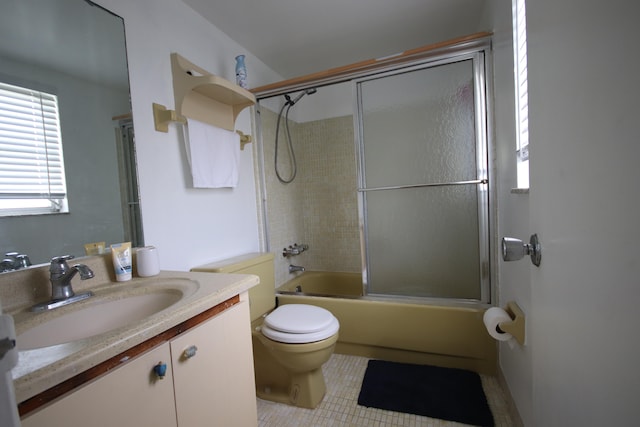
[276,271,497,374]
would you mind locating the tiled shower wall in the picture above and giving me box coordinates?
[258,107,361,287]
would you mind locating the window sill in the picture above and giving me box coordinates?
[510,188,529,194]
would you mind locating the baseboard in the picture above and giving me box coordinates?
[496,367,525,427]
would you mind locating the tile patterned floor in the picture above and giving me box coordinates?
[257,354,513,427]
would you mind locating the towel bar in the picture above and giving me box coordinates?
[153,102,253,151]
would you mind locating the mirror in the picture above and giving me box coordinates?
[0,0,143,266]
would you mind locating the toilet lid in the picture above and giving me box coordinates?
[264,304,336,334]
[261,316,339,344]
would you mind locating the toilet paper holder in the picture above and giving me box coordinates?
[497,301,526,345]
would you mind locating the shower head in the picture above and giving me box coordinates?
[286,88,317,106]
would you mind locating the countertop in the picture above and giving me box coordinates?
[9,270,258,403]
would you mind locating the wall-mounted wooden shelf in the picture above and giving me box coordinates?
[170,53,255,131]
[153,53,256,140]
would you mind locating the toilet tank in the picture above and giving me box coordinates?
[191,253,275,322]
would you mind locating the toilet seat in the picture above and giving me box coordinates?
[261,304,339,344]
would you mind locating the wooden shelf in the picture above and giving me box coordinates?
[171,53,255,131]
[189,75,255,113]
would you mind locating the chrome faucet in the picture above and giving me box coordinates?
[50,255,95,300]
[0,252,31,272]
[288,264,305,273]
[30,256,95,312]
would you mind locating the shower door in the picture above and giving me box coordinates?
[356,53,490,301]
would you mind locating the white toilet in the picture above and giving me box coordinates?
[192,253,339,409]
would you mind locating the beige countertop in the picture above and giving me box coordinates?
[8,270,258,404]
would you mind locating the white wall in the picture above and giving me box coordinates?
[94,0,283,270]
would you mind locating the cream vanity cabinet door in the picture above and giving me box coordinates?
[21,343,177,427]
[171,300,257,427]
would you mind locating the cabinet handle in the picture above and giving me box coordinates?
[153,362,167,379]
[183,345,198,359]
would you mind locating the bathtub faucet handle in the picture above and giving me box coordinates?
[282,243,309,258]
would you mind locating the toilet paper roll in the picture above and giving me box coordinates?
[483,307,513,342]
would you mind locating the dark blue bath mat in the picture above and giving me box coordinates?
[357,360,494,426]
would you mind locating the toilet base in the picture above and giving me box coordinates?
[251,326,337,409]
[256,368,326,409]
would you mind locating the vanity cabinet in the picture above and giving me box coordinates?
[172,299,257,426]
[21,299,257,427]
[21,343,177,427]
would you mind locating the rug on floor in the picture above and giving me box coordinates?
[357,360,494,427]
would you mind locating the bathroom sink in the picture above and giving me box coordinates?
[17,282,194,351]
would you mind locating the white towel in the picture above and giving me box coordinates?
[184,118,240,188]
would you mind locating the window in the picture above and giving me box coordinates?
[513,0,529,189]
[0,81,68,216]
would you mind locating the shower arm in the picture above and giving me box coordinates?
[287,88,317,106]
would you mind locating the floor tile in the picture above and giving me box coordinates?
[257,354,513,427]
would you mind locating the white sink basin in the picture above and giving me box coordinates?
[17,281,195,350]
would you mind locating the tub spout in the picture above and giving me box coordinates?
[289,264,305,273]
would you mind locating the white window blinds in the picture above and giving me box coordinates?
[0,81,68,213]
[513,0,529,188]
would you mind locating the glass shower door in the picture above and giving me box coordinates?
[356,54,489,301]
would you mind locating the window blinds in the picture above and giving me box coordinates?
[514,0,529,161]
[0,82,67,203]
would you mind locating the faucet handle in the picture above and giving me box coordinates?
[3,252,19,269]
[50,255,74,273]
[16,254,31,268]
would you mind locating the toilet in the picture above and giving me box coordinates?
[191,253,339,409]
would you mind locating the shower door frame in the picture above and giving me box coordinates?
[252,35,495,304]
[353,47,493,304]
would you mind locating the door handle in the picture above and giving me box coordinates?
[502,234,541,266]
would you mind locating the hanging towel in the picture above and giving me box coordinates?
[184,118,240,188]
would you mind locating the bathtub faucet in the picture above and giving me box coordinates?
[289,264,305,273]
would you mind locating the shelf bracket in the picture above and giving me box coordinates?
[153,102,186,133]
[236,130,252,150]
